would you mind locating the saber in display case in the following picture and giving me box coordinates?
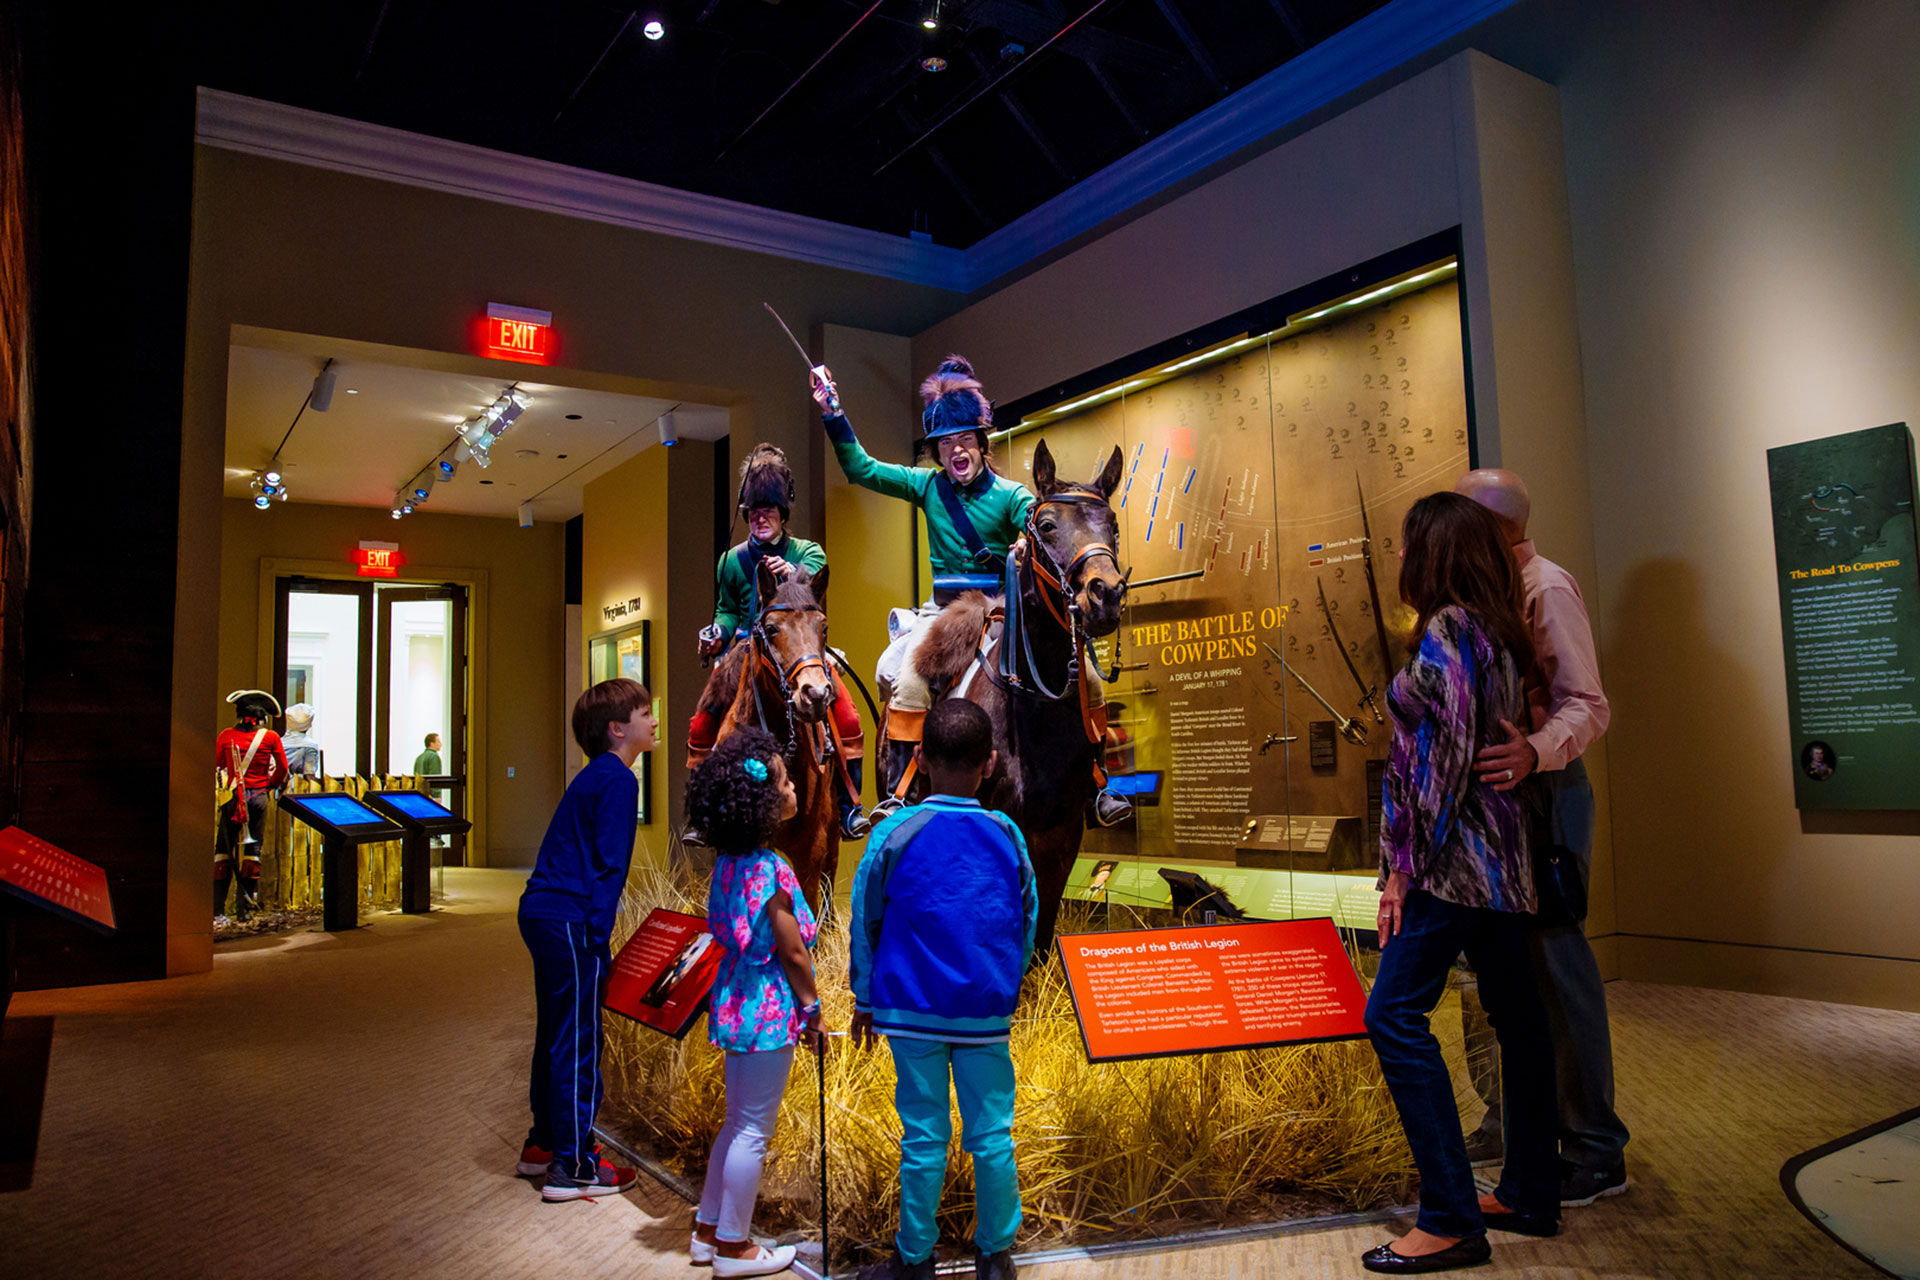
[275,793,406,931]
[1261,642,1369,746]
[1356,476,1399,687]
[361,790,472,915]
[1317,575,1386,725]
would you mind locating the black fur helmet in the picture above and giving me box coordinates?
[737,443,795,519]
[918,355,992,453]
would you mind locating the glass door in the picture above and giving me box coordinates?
[273,578,373,777]
[376,585,468,864]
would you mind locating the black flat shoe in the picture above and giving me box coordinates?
[1481,1206,1559,1237]
[1360,1235,1492,1273]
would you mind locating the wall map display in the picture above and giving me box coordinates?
[1003,262,1472,870]
[1766,423,1920,811]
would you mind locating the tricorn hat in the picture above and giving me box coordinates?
[918,355,992,449]
[226,688,283,722]
[736,443,795,519]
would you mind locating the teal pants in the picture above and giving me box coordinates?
[889,1037,1021,1262]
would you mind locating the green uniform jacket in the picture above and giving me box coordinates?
[822,412,1035,591]
[713,533,827,637]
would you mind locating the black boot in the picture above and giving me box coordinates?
[873,739,917,822]
[234,876,259,921]
[974,1246,1017,1280]
[838,757,871,839]
[214,871,233,919]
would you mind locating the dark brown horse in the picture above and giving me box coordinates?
[695,564,847,908]
[914,439,1128,954]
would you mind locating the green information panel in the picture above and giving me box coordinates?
[1766,423,1920,810]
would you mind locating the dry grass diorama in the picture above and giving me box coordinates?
[601,865,1484,1266]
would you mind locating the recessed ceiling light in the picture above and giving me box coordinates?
[556,454,569,460]
[345,388,359,395]
[922,55,947,72]
[480,479,494,485]
[643,18,665,40]
[515,449,540,459]
[565,413,583,420]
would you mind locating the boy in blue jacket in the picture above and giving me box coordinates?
[516,678,656,1201]
[850,699,1038,1280]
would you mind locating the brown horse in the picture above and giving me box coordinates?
[695,564,847,908]
[912,439,1128,955]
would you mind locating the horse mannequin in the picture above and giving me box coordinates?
[702,563,847,908]
[915,439,1128,955]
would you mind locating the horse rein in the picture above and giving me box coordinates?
[744,600,851,788]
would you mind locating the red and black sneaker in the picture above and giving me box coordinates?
[541,1154,639,1202]
[519,1141,607,1178]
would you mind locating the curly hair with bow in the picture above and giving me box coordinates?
[685,727,785,857]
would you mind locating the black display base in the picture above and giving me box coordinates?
[321,834,359,932]
[400,834,432,915]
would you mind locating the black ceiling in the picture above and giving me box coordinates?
[187,0,1391,249]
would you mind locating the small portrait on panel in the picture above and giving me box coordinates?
[1083,860,1120,899]
[1801,741,1836,781]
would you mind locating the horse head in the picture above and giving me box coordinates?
[753,561,837,724]
[1029,440,1129,636]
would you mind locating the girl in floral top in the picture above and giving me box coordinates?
[1360,492,1561,1275]
[687,727,822,1279]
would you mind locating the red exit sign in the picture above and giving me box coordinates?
[355,541,405,578]
[480,303,555,366]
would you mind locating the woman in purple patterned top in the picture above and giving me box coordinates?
[687,728,821,1278]
[1360,493,1562,1275]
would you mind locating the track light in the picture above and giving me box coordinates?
[643,17,664,40]
[255,495,272,510]
[250,470,289,509]
[437,457,459,480]
[659,411,678,447]
[412,483,431,501]
[518,500,534,529]
[922,7,939,31]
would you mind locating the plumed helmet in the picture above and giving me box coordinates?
[284,703,315,733]
[736,443,795,519]
[919,355,992,447]
[226,688,282,724]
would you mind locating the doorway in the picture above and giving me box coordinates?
[272,576,471,864]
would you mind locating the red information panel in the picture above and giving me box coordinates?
[1056,918,1367,1062]
[604,908,721,1040]
[0,826,116,934]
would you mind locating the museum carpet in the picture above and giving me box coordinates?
[0,868,1913,1279]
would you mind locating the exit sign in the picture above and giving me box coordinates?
[480,302,555,366]
[355,541,405,578]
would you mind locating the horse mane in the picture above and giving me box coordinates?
[916,591,995,690]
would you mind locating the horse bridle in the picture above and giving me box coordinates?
[751,602,835,699]
[997,490,1127,704]
[1024,492,1123,628]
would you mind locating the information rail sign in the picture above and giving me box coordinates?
[1056,918,1368,1064]
[0,826,116,934]
[604,908,722,1040]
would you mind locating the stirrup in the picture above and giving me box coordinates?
[839,806,871,840]
[870,795,906,822]
[1091,789,1133,828]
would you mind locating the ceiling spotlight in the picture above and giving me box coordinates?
[921,55,947,72]
[254,495,272,510]
[391,507,404,520]
[250,470,289,508]
[643,17,664,40]
[473,449,492,469]
[264,470,282,486]
[437,457,459,480]
[659,411,678,447]
[922,12,938,31]
[518,500,535,529]
[402,502,414,515]
[310,363,338,413]
[412,484,431,501]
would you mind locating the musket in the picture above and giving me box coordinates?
[763,302,839,413]
[1317,576,1386,724]
[1356,475,1397,685]
[1261,642,1368,746]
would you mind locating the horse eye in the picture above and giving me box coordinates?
[1039,520,1057,535]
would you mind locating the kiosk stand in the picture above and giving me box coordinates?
[361,791,472,914]
[276,794,406,932]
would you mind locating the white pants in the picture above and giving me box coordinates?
[696,1047,796,1243]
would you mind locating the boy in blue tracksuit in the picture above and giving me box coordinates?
[516,678,657,1201]
[849,699,1038,1280]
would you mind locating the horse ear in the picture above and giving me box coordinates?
[807,564,828,607]
[1095,445,1124,499]
[755,557,781,608]
[1032,439,1058,495]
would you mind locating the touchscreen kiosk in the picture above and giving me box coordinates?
[362,790,472,914]
[276,793,405,931]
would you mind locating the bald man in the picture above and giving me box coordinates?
[1456,468,1629,1208]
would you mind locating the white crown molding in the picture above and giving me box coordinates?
[194,87,972,292]
[194,0,1515,298]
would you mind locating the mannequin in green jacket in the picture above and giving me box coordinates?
[687,443,869,840]
[811,357,1130,827]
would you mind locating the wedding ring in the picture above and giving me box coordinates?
[1504,769,1513,781]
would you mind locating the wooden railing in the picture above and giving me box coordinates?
[219,775,433,914]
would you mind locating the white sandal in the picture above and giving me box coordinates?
[710,1243,796,1278]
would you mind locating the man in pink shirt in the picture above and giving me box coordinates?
[1458,468,1631,1209]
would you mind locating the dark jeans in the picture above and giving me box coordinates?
[1366,889,1560,1237]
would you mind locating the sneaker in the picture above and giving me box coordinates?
[690,1230,716,1265]
[1091,788,1133,827]
[856,1251,936,1280]
[681,825,710,849]
[840,805,872,840]
[541,1154,639,1201]
[975,1246,1017,1280]
[711,1244,796,1277]
[518,1140,605,1177]
[1560,1160,1628,1207]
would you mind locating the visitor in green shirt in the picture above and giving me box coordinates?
[413,734,443,777]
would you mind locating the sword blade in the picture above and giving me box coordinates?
[762,302,817,372]
[1356,475,1397,681]
[1261,641,1340,719]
